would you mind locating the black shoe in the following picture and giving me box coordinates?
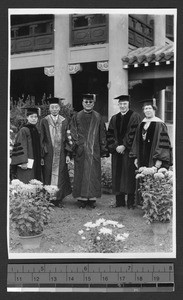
[58,202,64,208]
[78,200,87,208]
[127,193,135,209]
[115,194,126,207]
[88,200,96,209]
[111,203,125,208]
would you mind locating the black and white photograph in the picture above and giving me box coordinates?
[8,8,176,259]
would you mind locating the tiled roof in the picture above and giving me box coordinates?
[122,44,174,68]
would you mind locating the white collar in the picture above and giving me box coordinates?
[121,109,129,116]
[51,114,59,121]
[142,116,163,122]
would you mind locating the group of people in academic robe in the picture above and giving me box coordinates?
[10,93,172,209]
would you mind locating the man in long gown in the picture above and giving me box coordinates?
[70,94,109,208]
[107,95,141,209]
[40,97,72,207]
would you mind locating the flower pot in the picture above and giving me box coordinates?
[151,222,170,235]
[19,232,43,250]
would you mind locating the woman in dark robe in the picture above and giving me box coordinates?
[11,107,42,183]
[130,99,172,169]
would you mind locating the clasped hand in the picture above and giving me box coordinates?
[116,145,125,154]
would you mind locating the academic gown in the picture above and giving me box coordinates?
[11,124,42,183]
[40,115,72,201]
[130,117,172,168]
[107,110,141,194]
[70,110,108,199]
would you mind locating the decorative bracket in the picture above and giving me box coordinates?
[97,61,109,71]
[68,64,82,74]
[44,66,54,77]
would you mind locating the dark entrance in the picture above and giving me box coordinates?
[72,62,108,122]
[10,68,54,104]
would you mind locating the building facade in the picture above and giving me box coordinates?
[10,13,174,139]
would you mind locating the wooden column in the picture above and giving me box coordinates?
[54,15,72,104]
[108,14,128,119]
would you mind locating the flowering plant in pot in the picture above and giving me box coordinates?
[136,167,173,234]
[9,179,57,249]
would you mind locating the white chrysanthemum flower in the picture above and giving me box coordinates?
[136,173,145,179]
[95,218,106,226]
[116,224,125,228]
[167,170,173,178]
[142,167,155,175]
[96,236,101,241]
[115,234,126,241]
[78,230,84,235]
[152,166,158,173]
[154,173,165,179]
[84,222,94,228]
[29,179,43,186]
[158,168,168,174]
[138,167,147,173]
[103,220,118,226]
[67,130,71,133]
[99,227,112,235]
[123,232,129,238]
[44,185,59,194]
[11,179,25,187]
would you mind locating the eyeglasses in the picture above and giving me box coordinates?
[83,100,94,104]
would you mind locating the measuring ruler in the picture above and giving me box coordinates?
[7,263,174,292]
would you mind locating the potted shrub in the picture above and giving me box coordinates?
[9,179,57,249]
[136,167,173,235]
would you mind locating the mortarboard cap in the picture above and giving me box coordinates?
[22,106,39,116]
[47,97,64,105]
[140,98,157,108]
[82,94,97,101]
[114,95,130,102]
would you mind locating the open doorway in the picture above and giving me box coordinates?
[10,67,54,104]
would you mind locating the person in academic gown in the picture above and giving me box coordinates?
[11,107,42,183]
[130,99,172,169]
[107,95,141,209]
[40,97,72,207]
[70,94,109,209]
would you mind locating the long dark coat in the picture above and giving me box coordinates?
[130,119,172,168]
[70,110,108,198]
[40,115,72,201]
[11,124,42,183]
[107,110,141,194]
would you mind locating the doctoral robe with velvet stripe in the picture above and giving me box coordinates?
[130,120,172,168]
[40,115,72,201]
[11,125,42,183]
[70,110,108,198]
[107,110,141,194]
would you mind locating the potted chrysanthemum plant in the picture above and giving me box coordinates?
[9,179,57,249]
[136,167,173,234]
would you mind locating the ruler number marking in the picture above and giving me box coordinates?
[50,276,57,282]
[119,276,126,282]
[16,276,22,282]
[102,276,108,282]
[33,276,40,282]
[84,276,91,282]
